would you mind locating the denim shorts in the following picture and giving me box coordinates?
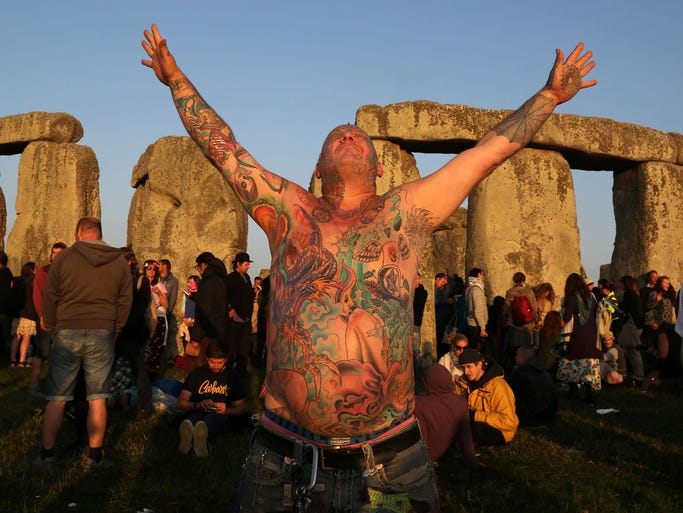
[46,329,115,401]
[238,424,439,512]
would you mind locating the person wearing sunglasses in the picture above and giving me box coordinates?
[438,333,469,382]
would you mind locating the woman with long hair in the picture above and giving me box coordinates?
[556,273,601,404]
[533,282,556,327]
[143,259,169,378]
[537,310,563,373]
[115,249,154,417]
[645,276,680,383]
[619,275,643,329]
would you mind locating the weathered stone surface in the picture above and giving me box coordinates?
[357,102,682,171]
[128,136,248,323]
[669,132,683,166]
[466,148,581,300]
[0,112,83,155]
[611,161,683,288]
[599,264,611,282]
[6,141,101,274]
[433,208,467,278]
[0,187,6,251]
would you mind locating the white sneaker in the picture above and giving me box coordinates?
[178,419,194,455]
[193,421,209,457]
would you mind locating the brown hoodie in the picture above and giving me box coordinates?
[42,240,132,334]
[414,364,479,465]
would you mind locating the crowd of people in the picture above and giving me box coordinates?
[0,221,266,467]
[6,231,679,472]
[422,266,683,458]
[0,21,614,511]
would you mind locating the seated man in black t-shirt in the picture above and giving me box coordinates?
[176,340,246,457]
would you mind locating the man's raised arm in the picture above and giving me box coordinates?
[409,43,597,227]
[141,24,291,236]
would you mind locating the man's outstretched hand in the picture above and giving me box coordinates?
[543,42,597,105]
[141,24,183,86]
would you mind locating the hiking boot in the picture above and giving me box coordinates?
[178,419,194,455]
[193,421,209,457]
[32,454,57,468]
[83,456,115,472]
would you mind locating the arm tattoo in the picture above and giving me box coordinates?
[169,79,188,93]
[173,92,239,164]
[493,93,555,146]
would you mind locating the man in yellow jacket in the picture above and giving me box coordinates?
[455,348,519,446]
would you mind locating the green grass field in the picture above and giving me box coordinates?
[1,363,681,513]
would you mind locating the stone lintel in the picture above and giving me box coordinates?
[0,112,84,155]
[356,101,681,171]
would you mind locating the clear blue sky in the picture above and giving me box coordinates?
[2,1,681,282]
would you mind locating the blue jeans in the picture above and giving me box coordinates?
[182,410,230,438]
[238,424,439,512]
[46,329,115,401]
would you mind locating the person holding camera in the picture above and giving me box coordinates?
[175,340,246,457]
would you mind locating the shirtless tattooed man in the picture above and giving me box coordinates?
[142,24,595,512]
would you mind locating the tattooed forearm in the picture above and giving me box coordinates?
[492,93,556,147]
[171,86,239,166]
[169,78,190,93]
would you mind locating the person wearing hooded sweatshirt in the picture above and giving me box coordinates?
[455,348,519,446]
[415,364,483,468]
[36,217,132,470]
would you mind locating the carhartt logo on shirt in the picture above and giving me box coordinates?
[198,380,229,395]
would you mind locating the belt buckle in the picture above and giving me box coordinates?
[319,446,342,471]
[319,448,332,471]
[320,436,351,470]
[319,444,350,471]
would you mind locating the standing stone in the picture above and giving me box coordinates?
[612,162,683,287]
[128,136,248,339]
[466,148,581,301]
[6,141,101,274]
[433,208,467,279]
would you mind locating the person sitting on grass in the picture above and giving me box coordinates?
[507,346,558,426]
[599,331,625,385]
[455,348,519,447]
[175,340,246,457]
[414,364,484,469]
[437,333,468,382]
